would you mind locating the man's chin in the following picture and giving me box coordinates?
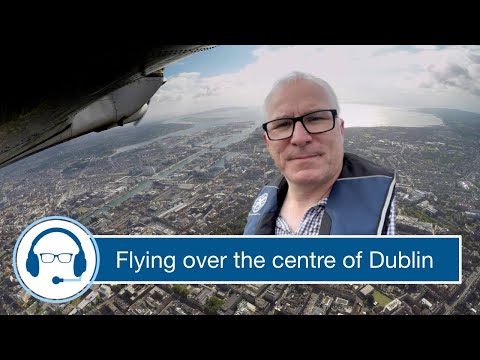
[287,170,328,186]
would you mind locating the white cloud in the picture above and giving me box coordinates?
[413,45,438,51]
[421,45,480,96]
[148,45,480,119]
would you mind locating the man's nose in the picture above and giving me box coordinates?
[290,121,312,145]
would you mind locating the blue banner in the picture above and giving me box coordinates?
[93,236,461,283]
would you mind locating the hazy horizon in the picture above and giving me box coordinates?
[144,103,458,128]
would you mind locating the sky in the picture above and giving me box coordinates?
[147,45,480,119]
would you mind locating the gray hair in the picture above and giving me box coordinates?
[264,71,340,116]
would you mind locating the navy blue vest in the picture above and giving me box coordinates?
[243,153,395,235]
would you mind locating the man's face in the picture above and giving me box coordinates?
[264,80,344,188]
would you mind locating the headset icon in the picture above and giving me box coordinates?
[26,228,87,284]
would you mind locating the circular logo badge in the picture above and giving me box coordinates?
[13,216,99,303]
[252,193,268,213]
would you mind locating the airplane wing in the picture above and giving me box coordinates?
[0,45,215,169]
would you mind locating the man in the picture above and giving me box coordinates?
[244,71,396,235]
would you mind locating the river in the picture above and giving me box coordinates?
[82,113,261,223]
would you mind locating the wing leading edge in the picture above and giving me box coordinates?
[0,45,215,169]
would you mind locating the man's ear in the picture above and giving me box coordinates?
[262,132,269,145]
[339,118,344,136]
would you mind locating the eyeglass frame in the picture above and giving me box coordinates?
[39,253,74,263]
[262,109,338,141]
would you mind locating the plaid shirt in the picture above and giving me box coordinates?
[276,196,396,235]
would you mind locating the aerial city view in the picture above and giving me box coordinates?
[1,45,479,315]
[0,104,479,315]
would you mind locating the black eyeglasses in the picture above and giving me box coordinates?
[262,109,337,141]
